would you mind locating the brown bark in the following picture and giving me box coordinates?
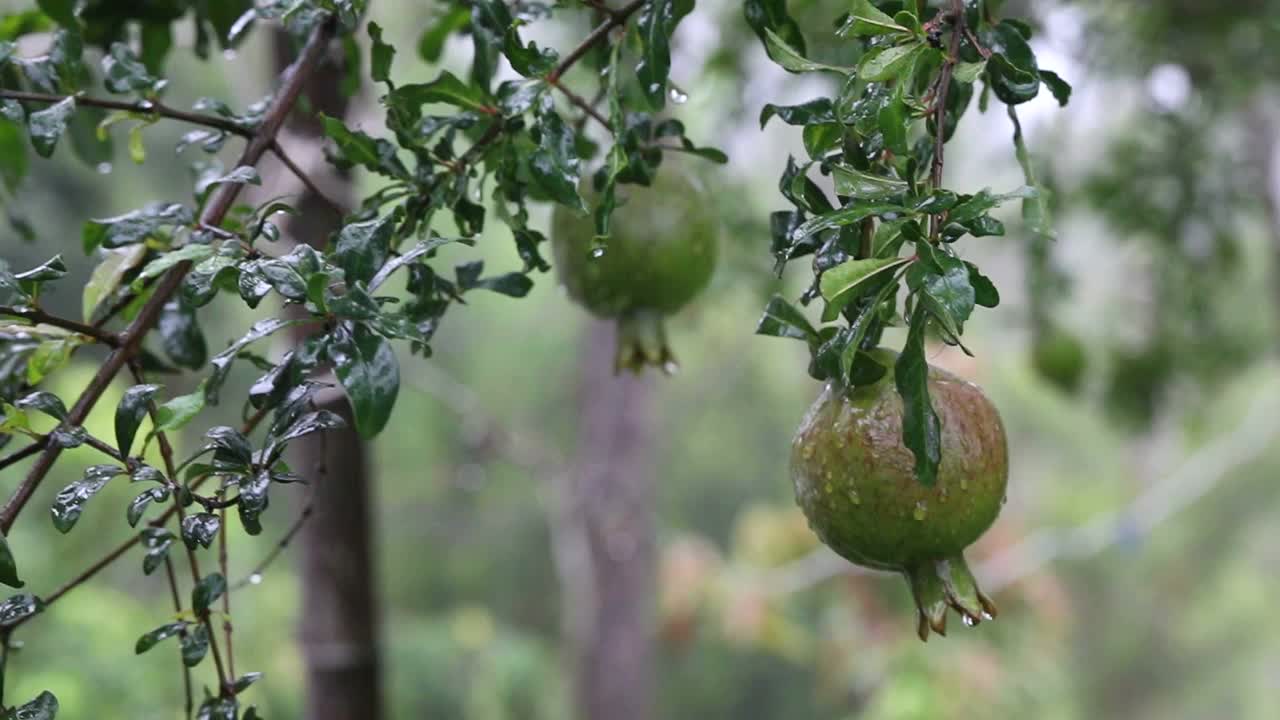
[561,318,658,720]
[271,31,384,720]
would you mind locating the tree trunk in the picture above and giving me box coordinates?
[560,318,658,720]
[1249,98,1280,345]
[271,31,384,720]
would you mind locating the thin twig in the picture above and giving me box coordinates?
[230,498,313,591]
[269,140,347,218]
[547,0,647,83]
[928,1,964,240]
[0,90,252,137]
[128,360,230,694]
[162,556,195,718]
[0,18,339,535]
[218,492,234,680]
[549,78,613,131]
[0,305,122,346]
[0,438,46,474]
[5,408,271,632]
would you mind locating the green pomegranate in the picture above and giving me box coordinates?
[551,168,717,372]
[790,350,1008,640]
[1032,327,1087,394]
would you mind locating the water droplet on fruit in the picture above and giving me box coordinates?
[848,490,860,506]
[801,446,814,460]
[249,573,262,585]
[668,87,688,104]
[961,614,976,627]
[912,501,927,521]
[96,162,113,174]
[590,247,606,259]
[823,482,833,495]
[661,360,679,376]
[959,477,969,491]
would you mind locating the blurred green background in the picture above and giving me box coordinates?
[3,0,1280,718]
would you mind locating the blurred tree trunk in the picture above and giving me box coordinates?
[272,31,384,720]
[1248,99,1280,346]
[559,318,658,720]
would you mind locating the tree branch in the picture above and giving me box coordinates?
[0,305,121,346]
[0,18,339,535]
[547,0,647,84]
[0,89,252,138]
[929,0,964,241]
[269,140,347,218]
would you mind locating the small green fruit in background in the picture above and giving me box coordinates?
[1032,327,1087,394]
[551,167,717,373]
[790,350,1008,640]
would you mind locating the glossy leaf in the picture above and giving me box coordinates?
[181,512,221,550]
[51,465,124,533]
[832,164,909,200]
[126,486,169,527]
[755,295,818,342]
[335,213,396,285]
[181,623,210,667]
[82,244,147,321]
[763,28,851,74]
[330,322,400,437]
[115,383,161,457]
[392,71,491,112]
[140,528,174,575]
[135,621,186,654]
[819,257,910,322]
[191,572,226,614]
[839,0,910,36]
[529,107,584,212]
[153,380,208,434]
[0,535,23,589]
[858,43,926,82]
[3,690,57,720]
[894,305,940,486]
[636,0,694,109]
[27,96,74,157]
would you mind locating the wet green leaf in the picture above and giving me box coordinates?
[831,164,909,200]
[636,0,693,109]
[858,43,926,82]
[180,512,220,550]
[335,213,396,285]
[157,298,207,370]
[320,115,409,178]
[367,22,394,83]
[529,107,584,211]
[126,486,169,527]
[392,71,491,112]
[330,322,400,437]
[756,295,818,342]
[82,244,147,321]
[191,572,226,614]
[15,390,67,421]
[819,257,909,321]
[838,0,910,36]
[83,202,193,253]
[895,305,940,486]
[2,690,57,720]
[763,28,851,74]
[181,623,210,667]
[759,98,835,128]
[0,535,24,589]
[153,380,209,434]
[135,621,186,654]
[115,383,161,457]
[27,96,74,157]
[101,42,162,95]
[140,528,173,575]
[51,465,126,533]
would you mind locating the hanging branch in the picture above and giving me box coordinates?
[0,18,339,535]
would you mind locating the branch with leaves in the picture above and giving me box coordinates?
[749,0,1071,485]
[0,0,720,715]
